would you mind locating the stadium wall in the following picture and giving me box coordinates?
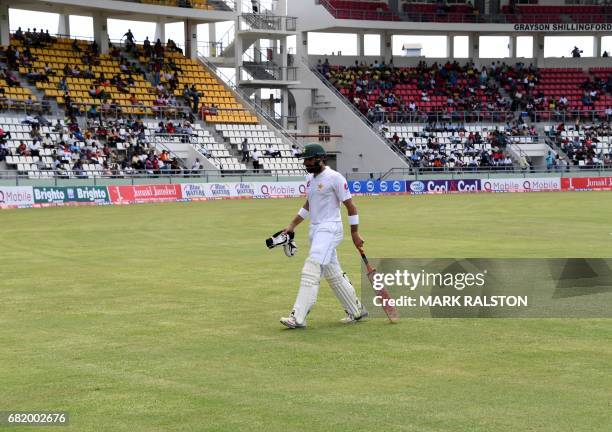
[2,175,611,209]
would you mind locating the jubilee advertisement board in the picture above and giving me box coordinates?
[108,184,182,204]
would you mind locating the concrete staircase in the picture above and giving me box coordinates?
[293,60,410,173]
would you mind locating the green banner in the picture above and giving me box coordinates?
[33,186,110,204]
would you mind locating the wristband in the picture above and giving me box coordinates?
[348,215,359,226]
[298,207,309,219]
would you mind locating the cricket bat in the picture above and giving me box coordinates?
[357,245,399,323]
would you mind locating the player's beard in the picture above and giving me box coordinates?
[305,160,323,174]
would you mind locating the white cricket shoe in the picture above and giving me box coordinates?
[280,316,306,329]
[340,308,369,324]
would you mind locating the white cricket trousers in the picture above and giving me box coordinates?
[290,222,361,324]
[308,221,343,266]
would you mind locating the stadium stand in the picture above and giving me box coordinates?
[8,33,160,117]
[140,0,214,10]
[1,31,304,177]
[136,42,258,124]
[318,61,612,123]
[142,119,248,171]
[383,123,533,171]
[501,5,610,24]
[320,0,400,21]
[319,0,611,23]
[0,43,40,111]
[547,121,612,168]
[215,123,305,175]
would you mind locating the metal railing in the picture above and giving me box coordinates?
[68,102,194,121]
[238,14,297,31]
[239,65,297,81]
[0,99,52,115]
[3,165,612,185]
[344,165,612,181]
[197,42,225,58]
[357,109,612,125]
[9,30,94,42]
[318,0,612,24]
[308,60,410,162]
[0,168,306,185]
[216,23,236,54]
[113,0,236,11]
[197,53,302,149]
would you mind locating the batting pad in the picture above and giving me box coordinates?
[291,258,322,324]
[322,263,362,317]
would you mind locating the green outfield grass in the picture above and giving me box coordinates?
[1,192,611,431]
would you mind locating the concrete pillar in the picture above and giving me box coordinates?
[0,1,9,47]
[296,30,307,61]
[92,12,109,54]
[447,34,454,59]
[357,32,364,57]
[282,88,290,128]
[380,31,392,64]
[469,33,478,59]
[58,13,70,38]
[154,19,165,44]
[275,0,287,16]
[280,36,289,81]
[184,19,197,59]
[534,33,544,67]
[594,35,601,57]
[280,37,287,68]
[509,35,516,58]
[235,34,243,82]
[257,39,263,63]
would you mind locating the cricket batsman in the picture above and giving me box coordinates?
[280,143,368,329]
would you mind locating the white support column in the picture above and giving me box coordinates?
[357,32,364,57]
[594,35,601,57]
[509,35,516,59]
[0,0,9,47]
[281,87,289,128]
[256,39,263,63]
[274,38,281,64]
[447,34,454,59]
[469,33,478,60]
[380,31,392,64]
[58,13,70,38]
[280,36,287,68]
[208,23,216,43]
[92,12,108,54]
[207,23,218,57]
[275,0,287,16]
[296,30,307,60]
[235,34,243,82]
[534,33,544,67]
[184,19,197,59]
[280,35,289,81]
[154,19,165,44]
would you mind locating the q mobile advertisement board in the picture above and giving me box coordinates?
[561,176,612,191]
[0,186,35,208]
[480,177,561,193]
[33,186,110,205]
